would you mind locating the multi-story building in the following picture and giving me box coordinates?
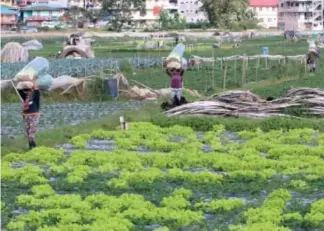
[278,0,324,31]
[131,0,207,26]
[1,0,15,7]
[132,0,179,27]
[249,0,278,29]
[69,0,100,9]
[15,0,68,7]
[178,0,206,22]
[1,4,17,29]
[20,3,66,27]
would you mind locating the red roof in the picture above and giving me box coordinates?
[249,0,278,7]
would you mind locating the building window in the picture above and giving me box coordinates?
[37,11,40,16]
[268,18,272,22]
[272,7,275,11]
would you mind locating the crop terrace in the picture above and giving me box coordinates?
[1,122,324,231]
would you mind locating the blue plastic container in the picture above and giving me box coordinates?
[262,47,269,55]
[104,78,118,98]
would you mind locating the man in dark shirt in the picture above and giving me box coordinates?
[17,78,40,149]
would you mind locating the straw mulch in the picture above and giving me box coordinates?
[164,88,324,118]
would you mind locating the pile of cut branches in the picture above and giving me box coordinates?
[164,88,324,118]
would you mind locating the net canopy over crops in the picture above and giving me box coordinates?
[0,57,163,80]
[1,122,324,231]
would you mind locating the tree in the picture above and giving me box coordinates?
[158,10,186,30]
[200,0,258,29]
[101,0,146,31]
[159,10,171,29]
[63,6,88,28]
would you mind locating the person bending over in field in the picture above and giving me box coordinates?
[166,68,184,106]
[17,77,40,149]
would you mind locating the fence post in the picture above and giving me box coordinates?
[223,62,227,91]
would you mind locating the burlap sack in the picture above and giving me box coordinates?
[17,81,34,90]
[166,61,182,70]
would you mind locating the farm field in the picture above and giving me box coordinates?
[2,122,324,231]
[2,36,323,98]
[0,101,150,138]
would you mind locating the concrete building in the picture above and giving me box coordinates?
[0,0,15,7]
[249,0,279,29]
[69,0,100,9]
[20,3,66,26]
[178,0,206,22]
[131,0,179,27]
[278,0,324,31]
[15,0,68,7]
[0,4,17,29]
[131,0,207,26]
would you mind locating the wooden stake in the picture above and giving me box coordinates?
[120,116,128,130]
[242,58,246,86]
[223,63,227,91]
[255,58,260,81]
[234,59,237,80]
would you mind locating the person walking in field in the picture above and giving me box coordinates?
[166,68,184,106]
[17,76,40,149]
[307,41,319,73]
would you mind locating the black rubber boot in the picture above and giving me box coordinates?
[29,140,36,149]
[29,141,33,150]
[31,140,36,149]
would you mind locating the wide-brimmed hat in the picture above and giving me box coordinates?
[17,81,33,90]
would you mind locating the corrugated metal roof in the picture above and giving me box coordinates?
[21,3,66,11]
[249,0,278,7]
[0,4,18,15]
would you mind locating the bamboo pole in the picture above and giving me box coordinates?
[241,58,246,86]
[212,48,215,89]
[223,63,227,91]
[11,80,24,102]
[255,58,260,82]
[234,59,237,80]
[128,78,162,95]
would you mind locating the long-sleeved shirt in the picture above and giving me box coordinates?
[18,89,40,115]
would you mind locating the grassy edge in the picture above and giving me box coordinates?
[2,104,324,156]
[1,104,158,156]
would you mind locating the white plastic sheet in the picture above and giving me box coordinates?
[14,57,49,81]
[22,39,43,51]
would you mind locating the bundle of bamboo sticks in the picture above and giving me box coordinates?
[164,88,324,118]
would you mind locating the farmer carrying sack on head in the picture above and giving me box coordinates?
[17,75,41,149]
[307,41,319,73]
[166,57,189,106]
